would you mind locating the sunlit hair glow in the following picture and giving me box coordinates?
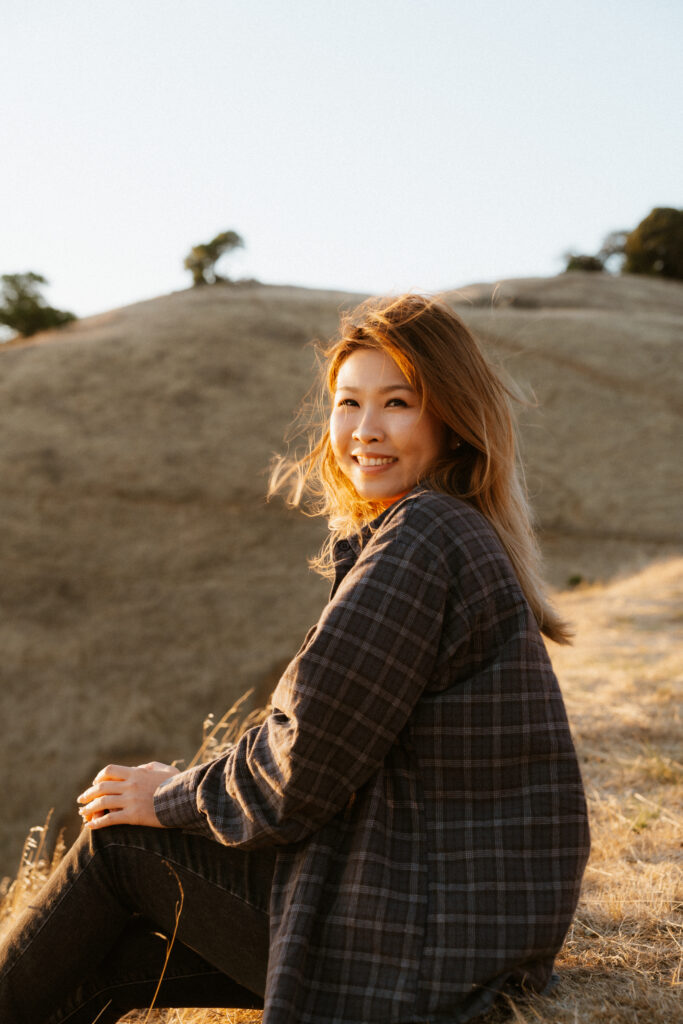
[269,293,571,644]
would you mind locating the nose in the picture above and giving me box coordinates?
[352,414,384,444]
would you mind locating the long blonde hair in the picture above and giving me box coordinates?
[269,293,571,645]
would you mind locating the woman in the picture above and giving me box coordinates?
[0,294,590,1023]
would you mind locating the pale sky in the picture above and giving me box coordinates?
[2,0,681,318]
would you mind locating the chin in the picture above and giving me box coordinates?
[358,489,408,508]
[348,472,413,507]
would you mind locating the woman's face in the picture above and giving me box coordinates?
[330,348,447,508]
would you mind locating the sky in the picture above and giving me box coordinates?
[2,0,682,319]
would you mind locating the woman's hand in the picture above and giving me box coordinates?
[77,761,181,830]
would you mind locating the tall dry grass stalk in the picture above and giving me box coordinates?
[1,559,681,1023]
[188,690,269,769]
[0,811,66,932]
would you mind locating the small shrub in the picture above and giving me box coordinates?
[564,254,605,273]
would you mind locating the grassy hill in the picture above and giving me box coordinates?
[0,272,681,876]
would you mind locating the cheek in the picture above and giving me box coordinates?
[411,417,448,465]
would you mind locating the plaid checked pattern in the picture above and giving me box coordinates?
[156,489,590,1023]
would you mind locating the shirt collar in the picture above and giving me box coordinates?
[330,489,426,596]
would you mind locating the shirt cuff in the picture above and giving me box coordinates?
[153,763,213,835]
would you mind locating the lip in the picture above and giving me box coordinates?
[351,454,398,473]
[351,453,397,461]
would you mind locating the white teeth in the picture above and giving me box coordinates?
[355,456,395,466]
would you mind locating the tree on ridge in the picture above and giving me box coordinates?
[184,230,245,286]
[623,208,683,280]
[0,272,76,339]
[563,208,683,280]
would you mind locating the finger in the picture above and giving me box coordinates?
[85,809,128,830]
[80,805,117,825]
[92,764,132,784]
[80,794,124,817]
[77,781,126,805]
[81,809,108,821]
[138,761,177,773]
[79,807,104,824]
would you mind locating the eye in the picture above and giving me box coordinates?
[336,397,359,407]
[386,397,408,407]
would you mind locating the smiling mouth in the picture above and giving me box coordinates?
[353,455,397,467]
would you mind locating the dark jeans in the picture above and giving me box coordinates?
[0,823,275,1024]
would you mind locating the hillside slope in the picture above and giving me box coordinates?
[1,273,681,874]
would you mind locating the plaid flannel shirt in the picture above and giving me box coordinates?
[156,489,590,1023]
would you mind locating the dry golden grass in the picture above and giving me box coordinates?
[2,557,680,1022]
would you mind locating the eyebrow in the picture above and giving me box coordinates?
[335,384,415,393]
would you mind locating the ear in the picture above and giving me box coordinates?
[449,434,462,450]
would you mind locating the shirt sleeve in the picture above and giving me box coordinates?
[154,503,450,847]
